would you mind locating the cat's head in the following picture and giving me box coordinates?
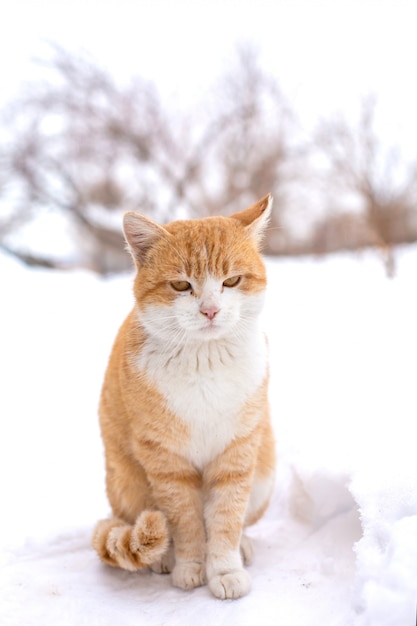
[123,195,272,343]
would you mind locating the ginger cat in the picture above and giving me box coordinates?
[92,195,276,599]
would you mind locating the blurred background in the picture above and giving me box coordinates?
[1,0,416,277]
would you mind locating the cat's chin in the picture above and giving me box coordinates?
[194,322,228,341]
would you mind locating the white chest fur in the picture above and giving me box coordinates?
[137,329,268,469]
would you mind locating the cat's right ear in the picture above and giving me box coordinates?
[123,212,168,266]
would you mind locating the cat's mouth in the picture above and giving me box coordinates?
[201,320,219,331]
[199,319,224,337]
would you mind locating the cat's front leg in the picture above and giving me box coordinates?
[155,478,206,590]
[134,441,207,589]
[203,437,258,600]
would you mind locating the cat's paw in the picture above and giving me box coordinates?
[240,534,254,565]
[208,569,251,600]
[150,543,175,574]
[172,561,206,590]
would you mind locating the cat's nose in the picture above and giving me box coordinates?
[200,305,220,320]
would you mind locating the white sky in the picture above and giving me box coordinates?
[0,0,416,155]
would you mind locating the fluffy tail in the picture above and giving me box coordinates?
[92,510,169,571]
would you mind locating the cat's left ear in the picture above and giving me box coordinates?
[230,194,273,247]
[123,212,169,266]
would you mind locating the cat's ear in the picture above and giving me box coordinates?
[230,194,273,246]
[123,212,168,266]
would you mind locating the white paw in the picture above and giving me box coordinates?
[172,561,206,590]
[150,544,175,574]
[209,569,251,599]
[240,535,254,565]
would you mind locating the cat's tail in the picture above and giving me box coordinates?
[92,510,169,571]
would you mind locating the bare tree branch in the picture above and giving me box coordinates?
[1,45,415,274]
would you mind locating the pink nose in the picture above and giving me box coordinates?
[200,306,219,320]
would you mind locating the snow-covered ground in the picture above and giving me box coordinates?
[0,245,416,626]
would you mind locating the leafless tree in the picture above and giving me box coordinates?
[0,44,301,272]
[0,45,194,272]
[10,46,416,275]
[189,45,302,254]
[314,96,417,274]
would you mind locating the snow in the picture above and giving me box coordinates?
[1,245,416,626]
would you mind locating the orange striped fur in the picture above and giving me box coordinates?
[92,195,276,599]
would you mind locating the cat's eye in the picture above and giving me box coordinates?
[223,276,241,288]
[170,280,192,292]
